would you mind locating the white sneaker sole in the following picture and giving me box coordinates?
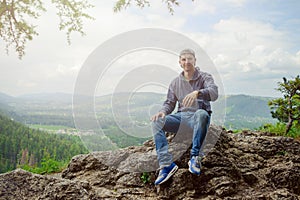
[188,161,201,175]
[157,165,178,185]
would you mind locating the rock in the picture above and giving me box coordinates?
[0,125,299,199]
[0,169,92,200]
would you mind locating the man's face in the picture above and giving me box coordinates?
[179,53,196,70]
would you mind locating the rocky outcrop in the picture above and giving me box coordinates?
[0,125,299,200]
[0,169,91,200]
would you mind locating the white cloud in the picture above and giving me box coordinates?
[224,0,247,7]
[189,1,216,15]
[0,0,299,98]
[94,50,180,96]
[179,0,248,15]
[17,80,37,89]
[296,50,300,63]
[187,17,298,96]
[51,64,79,77]
[208,18,289,66]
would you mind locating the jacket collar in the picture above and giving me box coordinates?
[179,67,201,81]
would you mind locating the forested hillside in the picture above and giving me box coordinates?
[0,92,74,127]
[0,92,283,173]
[220,95,277,129]
[0,113,88,173]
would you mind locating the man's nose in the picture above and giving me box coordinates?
[184,59,190,64]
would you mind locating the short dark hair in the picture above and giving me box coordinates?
[179,49,195,57]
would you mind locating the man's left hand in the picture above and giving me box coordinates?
[182,91,199,107]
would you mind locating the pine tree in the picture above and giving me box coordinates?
[19,148,29,166]
[268,75,300,133]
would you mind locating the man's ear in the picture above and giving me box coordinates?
[179,60,183,68]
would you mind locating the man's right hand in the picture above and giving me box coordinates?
[150,112,166,121]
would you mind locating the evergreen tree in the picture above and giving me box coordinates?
[268,76,300,134]
[0,112,88,173]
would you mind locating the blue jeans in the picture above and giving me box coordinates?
[152,109,210,167]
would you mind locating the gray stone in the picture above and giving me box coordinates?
[0,125,299,199]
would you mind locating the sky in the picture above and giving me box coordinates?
[0,0,299,97]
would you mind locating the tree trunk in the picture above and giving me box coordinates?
[285,118,293,134]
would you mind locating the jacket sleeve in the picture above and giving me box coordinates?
[160,83,177,115]
[199,73,218,102]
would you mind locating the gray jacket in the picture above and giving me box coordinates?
[160,67,218,114]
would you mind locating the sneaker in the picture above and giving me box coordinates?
[154,162,178,185]
[188,156,201,175]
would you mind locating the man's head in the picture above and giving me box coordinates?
[179,48,196,69]
[179,49,195,58]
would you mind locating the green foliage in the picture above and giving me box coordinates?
[113,0,181,14]
[141,172,150,184]
[0,0,44,58]
[223,128,242,133]
[0,113,88,173]
[268,76,300,134]
[51,0,94,44]
[113,0,150,12]
[259,123,285,134]
[0,0,94,59]
[276,150,287,156]
[259,122,300,139]
[113,0,131,12]
[21,155,67,174]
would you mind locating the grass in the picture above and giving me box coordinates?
[141,172,150,184]
[258,122,300,139]
[20,157,68,175]
[225,122,300,140]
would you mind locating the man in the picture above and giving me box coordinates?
[151,48,218,185]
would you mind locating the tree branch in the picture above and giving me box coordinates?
[0,0,8,17]
[0,0,93,59]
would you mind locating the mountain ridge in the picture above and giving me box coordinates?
[0,91,277,130]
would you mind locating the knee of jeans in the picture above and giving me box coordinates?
[194,109,209,122]
[151,118,165,131]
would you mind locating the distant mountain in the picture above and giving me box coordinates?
[18,92,72,104]
[0,92,15,110]
[0,92,14,103]
[0,92,20,120]
[0,92,277,130]
[219,94,277,129]
[224,94,273,118]
[0,92,74,127]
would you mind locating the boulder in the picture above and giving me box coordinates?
[0,125,299,199]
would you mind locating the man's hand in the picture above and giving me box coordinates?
[182,90,199,107]
[150,111,166,121]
